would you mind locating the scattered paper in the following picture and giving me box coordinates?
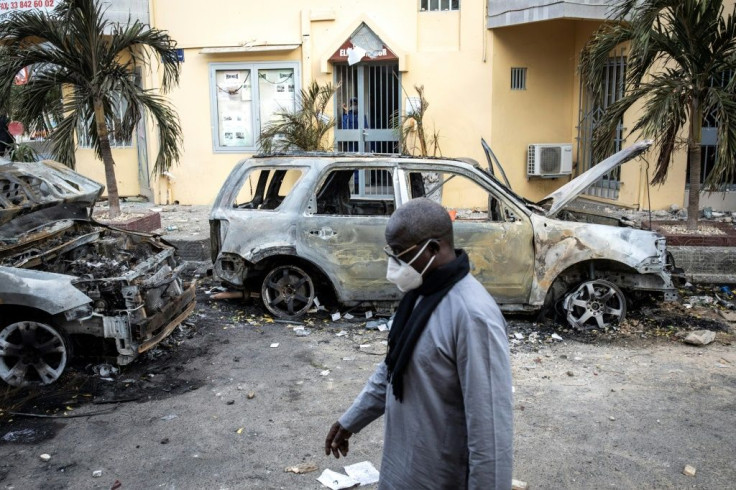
[317,468,359,490]
[270,343,280,348]
[335,330,348,337]
[320,370,331,376]
[344,461,380,486]
[331,312,342,321]
[343,313,354,320]
[365,311,373,319]
[377,323,389,332]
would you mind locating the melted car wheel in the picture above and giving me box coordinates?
[0,321,68,387]
[563,279,627,331]
[261,265,316,318]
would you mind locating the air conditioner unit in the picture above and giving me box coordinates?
[527,144,573,177]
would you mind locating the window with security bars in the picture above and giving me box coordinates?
[687,69,736,188]
[577,52,626,200]
[77,93,133,149]
[511,68,527,90]
[420,0,459,11]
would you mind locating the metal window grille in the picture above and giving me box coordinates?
[577,51,626,200]
[688,69,736,189]
[77,92,133,149]
[511,67,527,90]
[420,0,459,11]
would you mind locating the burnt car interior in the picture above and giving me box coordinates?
[316,169,395,216]
[407,171,504,222]
[234,168,304,210]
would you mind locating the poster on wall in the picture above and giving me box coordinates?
[0,1,58,17]
[215,70,253,147]
[258,69,296,131]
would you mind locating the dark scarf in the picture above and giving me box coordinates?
[386,249,470,402]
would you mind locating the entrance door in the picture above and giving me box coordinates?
[334,63,400,154]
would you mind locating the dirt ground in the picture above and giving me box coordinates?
[0,270,734,490]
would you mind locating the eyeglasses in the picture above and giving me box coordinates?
[383,238,438,263]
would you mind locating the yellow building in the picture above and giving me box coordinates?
[74,0,736,211]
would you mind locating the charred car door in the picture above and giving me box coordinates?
[298,164,399,302]
[399,165,535,305]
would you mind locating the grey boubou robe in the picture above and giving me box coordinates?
[338,274,513,489]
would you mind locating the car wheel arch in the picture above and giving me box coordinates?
[541,259,637,311]
[252,255,338,305]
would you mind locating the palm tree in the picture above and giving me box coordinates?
[580,0,736,229]
[258,80,336,153]
[0,0,182,218]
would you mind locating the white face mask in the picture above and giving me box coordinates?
[386,240,436,292]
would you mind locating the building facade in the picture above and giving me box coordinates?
[67,0,735,211]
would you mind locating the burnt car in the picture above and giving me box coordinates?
[0,160,196,387]
[210,141,678,329]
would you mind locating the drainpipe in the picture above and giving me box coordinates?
[301,10,312,89]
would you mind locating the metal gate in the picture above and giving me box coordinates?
[334,63,400,154]
[577,52,627,200]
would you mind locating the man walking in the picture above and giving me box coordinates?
[325,197,513,489]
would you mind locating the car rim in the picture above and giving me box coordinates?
[0,321,68,387]
[261,265,315,318]
[564,279,626,331]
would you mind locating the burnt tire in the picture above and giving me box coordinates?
[261,265,316,319]
[0,321,68,387]
[563,279,626,331]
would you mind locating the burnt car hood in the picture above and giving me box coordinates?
[0,159,103,229]
[537,140,653,217]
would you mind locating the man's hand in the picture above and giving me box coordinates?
[324,421,352,458]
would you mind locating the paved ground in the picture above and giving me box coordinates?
[0,274,734,489]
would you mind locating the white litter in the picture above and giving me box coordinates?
[344,461,380,485]
[317,468,359,490]
[359,344,371,349]
[320,370,331,376]
[343,313,354,320]
[365,311,373,319]
[514,332,524,340]
[39,454,51,462]
[551,333,563,341]
[377,323,389,332]
[331,312,342,321]
[270,343,280,348]
[335,330,348,337]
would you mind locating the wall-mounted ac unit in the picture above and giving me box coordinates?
[527,144,573,177]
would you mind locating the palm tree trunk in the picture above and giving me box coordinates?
[93,97,121,218]
[686,97,703,230]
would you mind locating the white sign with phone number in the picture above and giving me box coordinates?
[0,0,56,15]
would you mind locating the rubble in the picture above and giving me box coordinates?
[683,330,716,346]
[285,462,319,474]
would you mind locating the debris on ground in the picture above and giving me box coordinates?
[39,454,51,462]
[682,330,716,346]
[512,479,529,490]
[317,462,379,490]
[682,465,697,477]
[317,468,359,490]
[92,364,119,379]
[344,461,380,486]
[211,291,244,300]
[92,470,102,478]
[285,462,319,474]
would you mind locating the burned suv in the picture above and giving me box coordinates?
[0,160,196,387]
[210,141,678,328]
